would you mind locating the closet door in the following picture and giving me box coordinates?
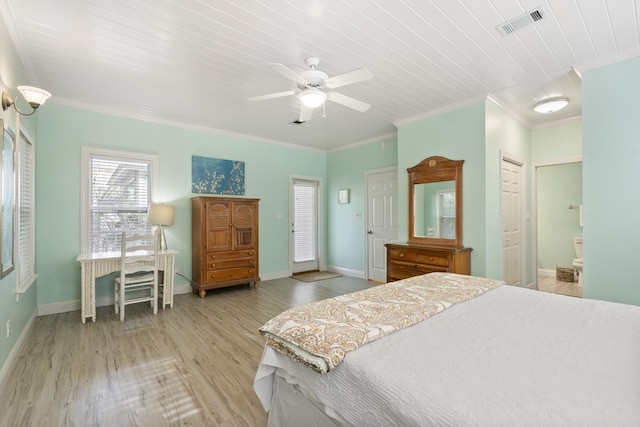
[207,200,232,251]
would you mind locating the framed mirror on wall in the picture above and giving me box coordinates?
[408,156,464,248]
[1,120,15,278]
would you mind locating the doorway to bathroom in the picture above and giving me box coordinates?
[533,157,583,297]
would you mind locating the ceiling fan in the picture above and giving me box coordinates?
[247,56,373,122]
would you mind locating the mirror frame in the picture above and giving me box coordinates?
[408,156,464,247]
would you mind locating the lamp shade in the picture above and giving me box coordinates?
[299,88,327,108]
[148,204,174,226]
[17,85,51,108]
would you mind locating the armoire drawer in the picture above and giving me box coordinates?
[206,267,257,285]
[207,257,255,270]
[208,250,256,262]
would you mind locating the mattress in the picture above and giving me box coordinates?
[254,281,640,426]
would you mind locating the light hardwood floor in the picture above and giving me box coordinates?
[0,276,376,427]
[0,273,583,426]
[537,274,583,298]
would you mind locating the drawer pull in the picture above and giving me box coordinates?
[399,253,405,258]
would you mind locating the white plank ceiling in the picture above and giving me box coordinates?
[2,0,639,151]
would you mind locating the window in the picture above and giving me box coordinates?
[16,129,36,294]
[293,179,318,263]
[436,189,456,239]
[81,148,158,253]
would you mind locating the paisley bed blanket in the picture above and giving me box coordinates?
[259,272,502,373]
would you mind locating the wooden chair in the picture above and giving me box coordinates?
[114,232,159,321]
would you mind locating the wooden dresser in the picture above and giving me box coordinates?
[191,196,260,297]
[385,243,472,282]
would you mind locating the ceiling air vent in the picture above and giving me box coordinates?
[496,7,545,36]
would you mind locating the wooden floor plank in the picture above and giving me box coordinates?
[0,276,376,426]
[0,274,579,426]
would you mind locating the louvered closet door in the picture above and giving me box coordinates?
[233,201,257,249]
[291,178,319,273]
[207,200,232,251]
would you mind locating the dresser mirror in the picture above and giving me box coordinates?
[408,156,463,247]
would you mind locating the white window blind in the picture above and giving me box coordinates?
[88,154,152,253]
[17,130,36,294]
[293,179,317,263]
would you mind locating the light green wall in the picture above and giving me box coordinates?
[537,163,583,270]
[398,103,487,276]
[36,105,327,305]
[326,138,398,273]
[485,101,532,282]
[0,17,39,373]
[531,120,582,164]
[583,55,640,305]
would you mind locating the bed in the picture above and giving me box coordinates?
[253,272,640,426]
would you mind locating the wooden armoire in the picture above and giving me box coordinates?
[191,196,260,298]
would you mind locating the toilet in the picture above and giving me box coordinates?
[573,237,583,286]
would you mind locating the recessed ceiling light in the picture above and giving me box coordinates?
[533,97,569,113]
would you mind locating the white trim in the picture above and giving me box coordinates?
[538,268,556,277]
[15,126,37,299]
[364,166,398,281]
[38,282,194,316]
[0,309,36,393]
[531,156,583,289]
[327,133,397,153]
[532,116,582,130]
[487,95,532,129]
[56,98,328,154]
[500,151,527,287]
[80,147,159,253]
[393,95,487,128]
[288,175,325,275]
[260,270,290,281]
[327,265,365,279]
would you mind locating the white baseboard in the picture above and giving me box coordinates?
[327,265,365,279]
[36,268,357,317]
[0,309,37,394]
[260,270,290,281]
[538,268,555,277]
[38,299,80,316]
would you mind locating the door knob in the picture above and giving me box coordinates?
[367,230,373,234]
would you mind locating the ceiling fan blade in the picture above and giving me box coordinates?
[247,90,295,102]
[267,63,309,86]
[328,92,371,112]
[299,104,314,122]
[324,68,373,89]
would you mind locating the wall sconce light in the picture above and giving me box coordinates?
[533,97,569,114]
[148,203,175,251]
[299,88,327,108]
[2,86,52,116]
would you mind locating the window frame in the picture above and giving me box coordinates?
[80,147,159,254]
[15,127,37,295]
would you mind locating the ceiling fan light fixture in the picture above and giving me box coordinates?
[533,97,569,114]
[299,88,326,108]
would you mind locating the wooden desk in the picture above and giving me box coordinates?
[76,250,177,324]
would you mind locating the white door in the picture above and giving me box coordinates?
[291,178,319,273]
[502,158,523,286]
[366,168,398,282]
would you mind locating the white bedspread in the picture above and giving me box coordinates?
[254,284,640,426]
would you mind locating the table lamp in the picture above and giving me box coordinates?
[148,204,174,251]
